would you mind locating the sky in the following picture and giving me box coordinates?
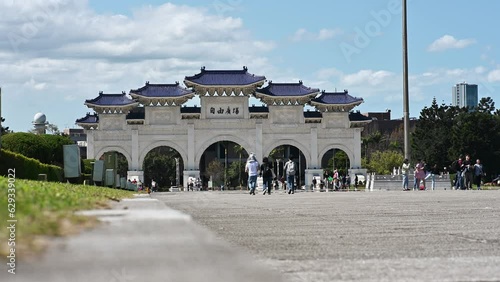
[1,0,499,132]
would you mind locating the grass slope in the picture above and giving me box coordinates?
[0,177,133,259]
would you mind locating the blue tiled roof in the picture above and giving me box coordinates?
[85,92,137,106]
[76,113,99,123]
[184,66,266,86]
[256,81,320,97]
[130,82,193,97]
[181,106,201,114]
[312,90,363,105]
[349,111,372,122]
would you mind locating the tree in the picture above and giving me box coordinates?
[227,160,246,188]
[411,98,463,169]
[1,117,9,134]
[327,150,350,175]
[1,132,73,165]
[365,150,404,174]
[205,160,224,187]
[449,108,500,180]
[477,97,495,113]
[143,147,182,189]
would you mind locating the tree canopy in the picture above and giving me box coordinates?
[1,132,73,166]
[411,97,500,180]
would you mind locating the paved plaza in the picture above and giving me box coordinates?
[155,190,500,282]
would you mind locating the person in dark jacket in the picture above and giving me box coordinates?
[260,157,274,195]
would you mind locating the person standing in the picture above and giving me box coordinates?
[414,159,426,190]
[474,159,484,190]
[283,156,296,194]
[402,158,410,191]
[260,156,274,195]
[245,154,259,195]
[463,154,473,190]
[430,164,440,191]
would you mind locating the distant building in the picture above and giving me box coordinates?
[64,128,87,158]
[452,82,478,109]
[362,110,417,137]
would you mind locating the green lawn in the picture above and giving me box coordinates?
[0,177,133,258]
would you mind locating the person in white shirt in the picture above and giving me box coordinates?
[245,153,259,195]
[401,158,410,191]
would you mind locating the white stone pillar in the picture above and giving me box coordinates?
[187,122,195,169]
[310,126,319,169]
[255,122,263,162]
[86,130,95,159]
[353,128,362,168]
[131,129,139,170]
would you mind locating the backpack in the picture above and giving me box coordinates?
[286,161,296,176]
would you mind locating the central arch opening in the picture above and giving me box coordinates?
[199,141,249,190]
[143,146,184,191]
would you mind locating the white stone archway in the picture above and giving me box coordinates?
[263,139,311,167]
[94,146,132,169]
[139,141,188,171]
[318,144,354,169]
[195,135,253,167]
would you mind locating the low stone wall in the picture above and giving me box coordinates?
[368,174,452,191]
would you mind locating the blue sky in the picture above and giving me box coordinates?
[1,0,499,132]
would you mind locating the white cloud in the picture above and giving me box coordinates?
[291,28,342,42]
[427,35,476,52]
[0,1,278,132]
[487,69,500,82]
[342,70,395,86]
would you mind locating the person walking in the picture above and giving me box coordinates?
[245,153,259,195]
[283,155,296,194]
[402,158,410,191]
[474,159,484,190]
[260,156,274,195]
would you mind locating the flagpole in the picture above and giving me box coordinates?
[402,0,410,160]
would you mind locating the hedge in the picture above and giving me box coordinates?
[0,149,63,182]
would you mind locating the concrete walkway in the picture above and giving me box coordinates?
[10,194,284,282]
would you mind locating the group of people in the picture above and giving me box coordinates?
[451,154,484,190]
[401,154,484,191]
[245,154,297,195]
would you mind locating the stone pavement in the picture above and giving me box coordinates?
[8,194,285,282]
[155,189,500,282]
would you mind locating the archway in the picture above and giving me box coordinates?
[321,148,351,189]
[268,145,306,189]
[199,141,249,190]
[97,151,129,187]
[143,146,183,191]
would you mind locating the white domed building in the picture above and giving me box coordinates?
[32,112,48,135]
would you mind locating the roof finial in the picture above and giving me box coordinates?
[201,66,205,71]
[122,91,126,94]
[243,66,248,71]
[344,89,348,93]
[175,81,179,85]
[99,91,103,94]
[299,80,302,85]
[146,81,149,85]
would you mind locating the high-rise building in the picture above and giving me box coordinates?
[452,82,478,109]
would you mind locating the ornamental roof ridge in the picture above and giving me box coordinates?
[312,89,364,105]
[84,91,138,108]
[255,80,320,97]
[130,81,194,98]
[184,66,266,86]
[76,112,99,123]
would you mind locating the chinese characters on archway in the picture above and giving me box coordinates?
[210,106,240,115]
